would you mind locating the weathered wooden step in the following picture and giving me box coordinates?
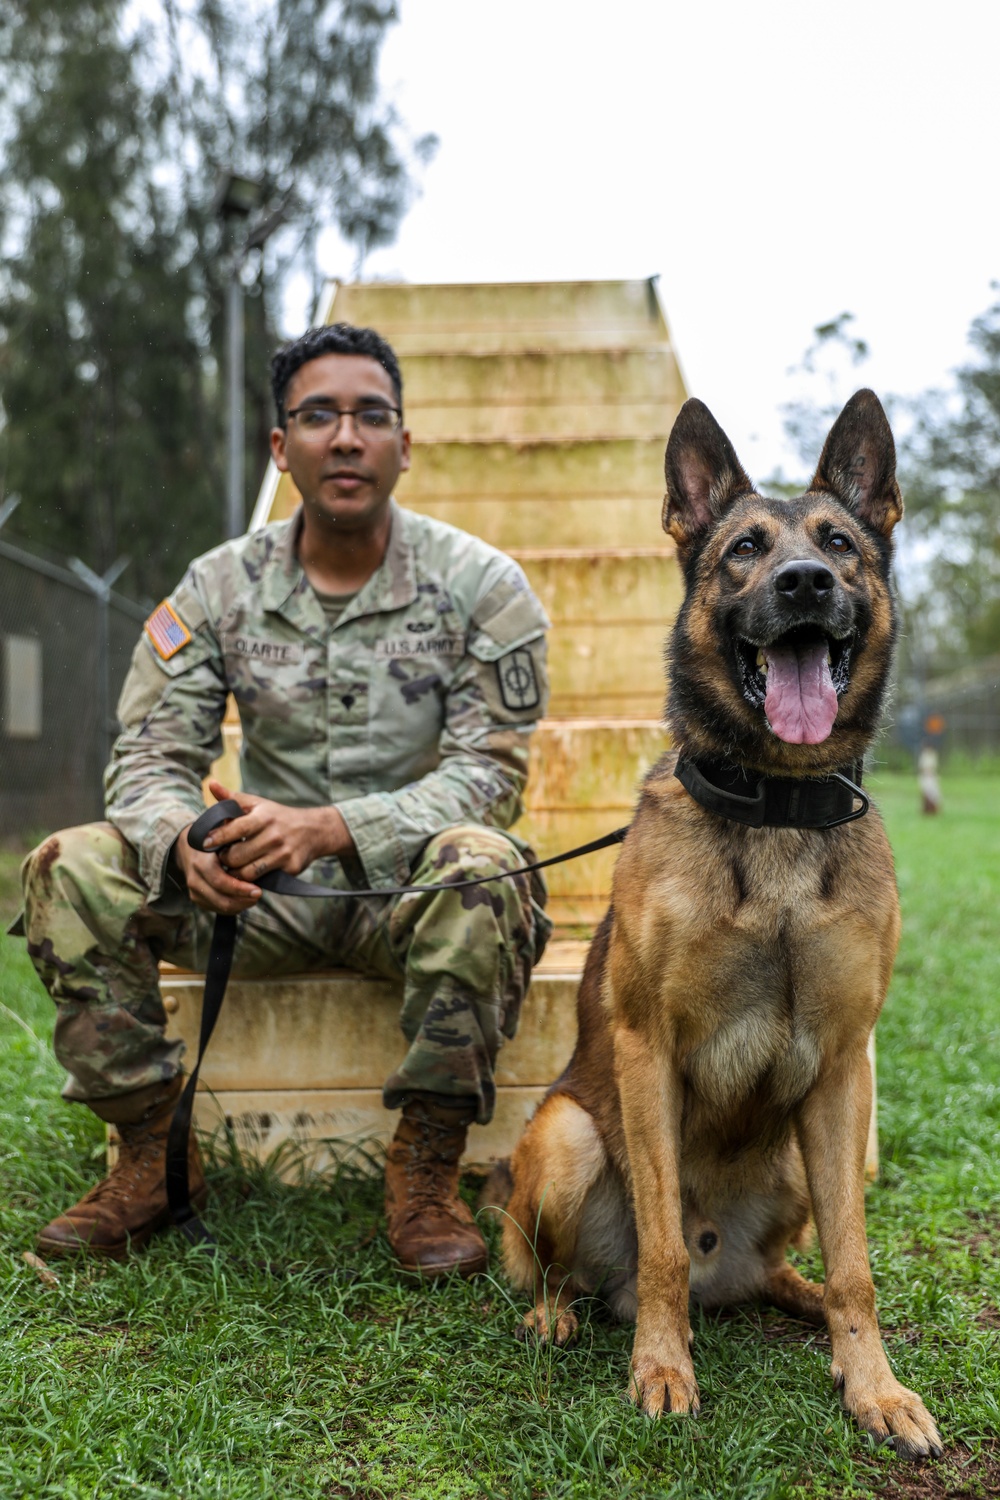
[513,548,680,628]
[269,437,668,504]
[325,278,670,354]
[402,347,683,409]
[528,718,667,808]
[530,550,679,713]
[407,403,676,443]
[401,437,667,501]
[170,1088,549,1177]
[160,939,588,1173]
[214,716,667,816]
[257,440,670,551]
[400,349,683,441]
[546,629,665,716]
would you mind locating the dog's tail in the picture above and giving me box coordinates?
[477,1157,514,1219]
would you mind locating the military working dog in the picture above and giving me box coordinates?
[501,390,941,1458]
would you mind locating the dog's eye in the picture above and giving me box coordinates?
[731,537,758,557]
[827,533,853,554]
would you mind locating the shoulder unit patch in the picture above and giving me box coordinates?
[496,648,541,711]
[145,600,192,661]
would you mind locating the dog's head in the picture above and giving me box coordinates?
[662,390,902,774]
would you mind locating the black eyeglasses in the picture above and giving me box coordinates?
[284,404,403,439]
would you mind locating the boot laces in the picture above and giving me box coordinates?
[400,1118,463,1220]
[80,1129,166,1208]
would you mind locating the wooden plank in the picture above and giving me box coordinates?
[399,437,669,501]
[517,810,628,900]
[528,720,667,808]
[161,962,580,1093]
[548,689,663,718]
[516,549,681,626]
[547,622,667,708]
[325,278,668,353]
[543,896,610,930]
[404,404,678,443]
[401,347,684,408]
[214,718,667,815]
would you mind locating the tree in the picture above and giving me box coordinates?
[772,312,873,491]
[0,0,433,599]
[0,0,213,594]
[898,291,1000,670]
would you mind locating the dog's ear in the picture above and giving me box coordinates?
[810,389,903,537]
[662,399,755,548]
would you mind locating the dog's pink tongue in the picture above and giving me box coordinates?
[763,641,838,744]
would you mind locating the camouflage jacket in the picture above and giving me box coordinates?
[107,502,550,899]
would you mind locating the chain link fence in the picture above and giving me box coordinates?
[892,655,1000,764]
[0,539,147,839]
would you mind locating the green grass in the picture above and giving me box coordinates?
[0,776,998,1499]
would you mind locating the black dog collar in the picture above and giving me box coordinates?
[675,755,869,830]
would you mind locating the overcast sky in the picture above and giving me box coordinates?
[292,0,1000,479]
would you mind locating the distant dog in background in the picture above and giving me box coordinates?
[501,391,942,1460]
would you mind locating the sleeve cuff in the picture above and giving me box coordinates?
[336,794,410,889]
[122,806,201,902]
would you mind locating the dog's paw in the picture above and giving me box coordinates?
[834,1368,942,1460]
[628,1355,700,1417]
[516,1303,579,1348]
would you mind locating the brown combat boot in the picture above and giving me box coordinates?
[384,1094,488,1278]
[37,1076,206,1261]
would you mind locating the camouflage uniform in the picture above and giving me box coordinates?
[20,502,552,1125]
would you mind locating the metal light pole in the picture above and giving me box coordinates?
[213,172,294,540]
[225,266,245,540]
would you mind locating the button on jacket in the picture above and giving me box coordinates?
[107,501,550,899]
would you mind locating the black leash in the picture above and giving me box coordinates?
[166,803,629,1246]
[166,910,237,1247]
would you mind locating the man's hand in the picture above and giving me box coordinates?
[173,826,262,915]
[173,781,356,915]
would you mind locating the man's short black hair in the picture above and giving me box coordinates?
[270,322,403,424]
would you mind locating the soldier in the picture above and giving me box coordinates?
[19,322,552,1277]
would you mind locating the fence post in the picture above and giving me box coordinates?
[69,555,130,800]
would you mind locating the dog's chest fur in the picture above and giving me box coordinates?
[659,823,862,1121]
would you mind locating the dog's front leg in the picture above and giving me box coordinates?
[798,1042,942,1459]
[615,1025,698,1418]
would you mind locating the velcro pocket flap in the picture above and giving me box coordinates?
[116,629,219,727]
[467,589,550,664]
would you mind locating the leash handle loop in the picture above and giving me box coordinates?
[824,772,870,827]
[187,798,243,852]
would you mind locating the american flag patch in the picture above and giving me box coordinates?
[145,600,192,661]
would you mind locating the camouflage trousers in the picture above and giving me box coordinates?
[20,822,551,1125]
